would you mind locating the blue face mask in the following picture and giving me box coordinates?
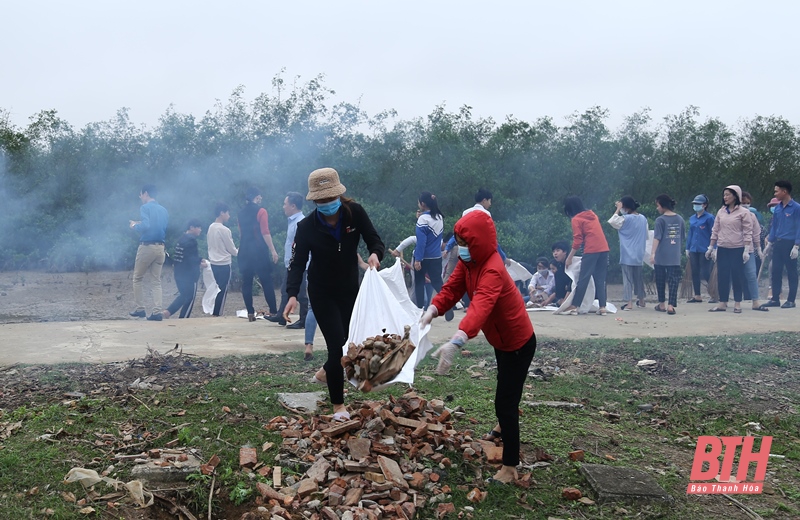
[458,245,472,262]
[316,198,341,216]
[693,204,704,212]
[771,206,778,214]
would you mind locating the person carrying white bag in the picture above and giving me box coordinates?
[421,210,536,484]
[282,168,384,423]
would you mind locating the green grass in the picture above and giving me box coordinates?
[0,333,798,519]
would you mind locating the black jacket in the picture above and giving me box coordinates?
[287,202,384,297]
[173,233,200,278]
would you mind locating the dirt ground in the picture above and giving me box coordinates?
[1,269,799,366]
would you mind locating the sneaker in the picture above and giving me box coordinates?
[444,309,455,322]
[781,301,796,308]
[761,300,781,308]
[129,309,146,318]
[146,313,163,321]
[286,321,305,329]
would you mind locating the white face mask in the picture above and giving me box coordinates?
[537,269,548,276]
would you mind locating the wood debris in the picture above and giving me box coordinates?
[341,326,416,392]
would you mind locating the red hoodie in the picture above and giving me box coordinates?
[571,210,610,253]
[431,211,533,352]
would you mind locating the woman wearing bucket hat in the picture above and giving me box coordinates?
[282,168,385,421]
[685,194,715,303]
[707,185,753,313]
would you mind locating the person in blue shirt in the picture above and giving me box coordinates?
[685,194,716,303]
[608,196,648,311]
[129,184,169,321]
[414,192,454,321]
[761,180,800,309]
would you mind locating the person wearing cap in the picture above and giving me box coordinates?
[707,185,753,313]
[283,168,384,421]
[238,187,280,322]
[607,196,648,311]
[685,194,715,303]
[761,180,800,309]
[163,219,206,319]
[421,210,536,484]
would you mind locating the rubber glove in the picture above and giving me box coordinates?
[705,246,714,261]
[420,305,438,327]
[792,245,799,260]
[431,330,467,375]
[743,250,750,264]
[685,250,690,258]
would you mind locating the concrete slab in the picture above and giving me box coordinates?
[580,464,672,504]
[130,453,203,486]
[277,392,326,413]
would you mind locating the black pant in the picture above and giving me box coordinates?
[689,251,712,296]
[414,258,444,309]
[770,239,799,303]
[654,265,681,307]
[717,247,744,303]
[210,264,231,316]
[166,270,198,318]
[495,333,537,467]
[241,261,277,315]
[277,270,309,322]
[571,252,608,308]
[309,285,358,405]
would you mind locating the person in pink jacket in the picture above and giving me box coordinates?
[707,185,753,313]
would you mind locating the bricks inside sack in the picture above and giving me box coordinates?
[342,325,416,392]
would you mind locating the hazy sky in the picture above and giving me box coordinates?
[3,1,799,131]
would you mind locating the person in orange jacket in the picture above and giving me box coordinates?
[421,210,536,484]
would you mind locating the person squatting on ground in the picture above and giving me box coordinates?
[207,202,238,316]
[164,219,206,319]
[550,242,573,307]
[761,180,800,309]
[740,190,766,310]
[238,187,280,322]
[608,196,648,311]
[650,194,685,315]
[414,192,454,321]
[563,196,610,315]
[421,210,536,484]
[283,168,384,421]
[527,257,555,307]
[273,192,310,328]
[686,194,715,303]
[129,184,169,321]
[708,185,753,313]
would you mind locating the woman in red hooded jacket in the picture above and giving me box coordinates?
[421,210,536,484]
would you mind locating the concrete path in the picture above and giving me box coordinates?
[2,306,798,366]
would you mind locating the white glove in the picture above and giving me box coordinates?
[705,247,714,261]
[757,249,765,260]
[685,250,690,258]
[431,342,458,375]
[420,305,438,327]
[792,245,799,260]
[743,250,750,264]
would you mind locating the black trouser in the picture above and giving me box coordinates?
[717,247,744,303]
[277,270,309,322]
[210,264,231,316]
[654,265,681,307]
[414,258,444,309]
[166,270,198,318]
[770,239,799,303]
[571,252,608,308]
[241,261,277,315]
[689,251,712,296]
[309,285,358,405]
[495,333,537,467]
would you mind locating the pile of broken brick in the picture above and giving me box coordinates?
[244,389,535,519]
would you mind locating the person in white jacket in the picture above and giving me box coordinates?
[207,202,238,316]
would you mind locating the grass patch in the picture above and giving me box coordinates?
[0,333,798,518]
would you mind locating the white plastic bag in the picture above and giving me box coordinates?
[554,257,616,314]
[201,263,220,314]
[644,230,655,267]
[345,259,434,389]
[505,259,533,282]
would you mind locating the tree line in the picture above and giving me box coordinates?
[1,74,798,282]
